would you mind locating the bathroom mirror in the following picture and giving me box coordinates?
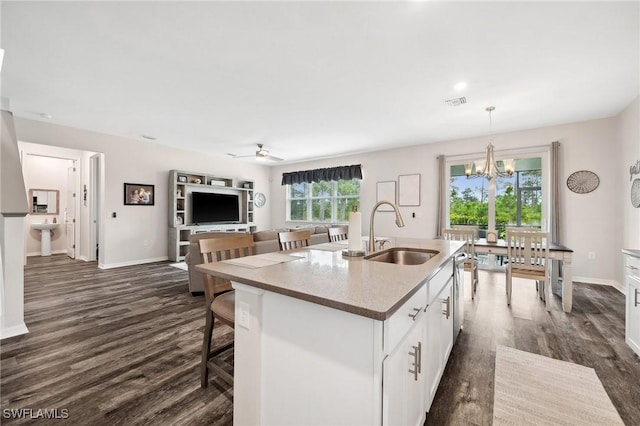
[29,189,60,215]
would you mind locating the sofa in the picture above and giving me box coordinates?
[185,226,334,294]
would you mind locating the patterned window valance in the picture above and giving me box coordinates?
[281,164,362,185]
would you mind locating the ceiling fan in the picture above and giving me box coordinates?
[228,144,284,162]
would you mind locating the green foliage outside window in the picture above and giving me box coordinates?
[450,169,542,238]
[287,179,360,223]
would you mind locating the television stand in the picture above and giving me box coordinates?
[168,169,256,262]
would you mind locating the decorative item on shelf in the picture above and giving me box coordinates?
[254,192,266,208]
[242,182,251,189]
[177,175,187,183]
[464,106,515,180]
[176,215,183,225]
[176,189,182,197]
[124,183,154,205]
[210,180,226,186]
[344,205,365,257]
[566,170,599,194]
[193,178,202,184]
[631,179,640,208]
[630,160,640,208]
[486,230,498,243]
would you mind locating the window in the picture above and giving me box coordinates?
[448,155,546,238]
[287,179,360,223]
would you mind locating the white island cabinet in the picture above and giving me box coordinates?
[623,249,640,357]
[195,239,464,425]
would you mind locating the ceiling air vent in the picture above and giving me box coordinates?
[444,97,467,107]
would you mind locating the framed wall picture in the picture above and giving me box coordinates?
[376,181,396,211]
[124,183,155,205]
[398,174,421,206]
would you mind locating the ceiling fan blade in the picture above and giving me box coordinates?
[266,154,284,161]
[227,153,255,159]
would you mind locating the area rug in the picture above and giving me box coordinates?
[169,262,188,271]
[493,345,623,425]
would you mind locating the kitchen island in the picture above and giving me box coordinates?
[196,238,464,426]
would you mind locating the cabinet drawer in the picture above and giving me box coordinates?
[428,260,453,305]
[626,255,640,279]
[384,284,427,353]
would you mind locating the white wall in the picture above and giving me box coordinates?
[270,115,622,285]
[14,117,272,268]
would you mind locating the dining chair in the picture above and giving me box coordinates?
[505,230,551,311]
[328,226,349,242]
[278,229,312,251]
[452,224,480,240]
[442,228,478,298]
[198,234,255,388]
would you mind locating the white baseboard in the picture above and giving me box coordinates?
[26,249,68,257]
[573,275,625,294]
[1,323,29,340]
[99,256,169,270]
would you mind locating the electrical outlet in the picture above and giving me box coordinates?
[588,251,596,260]
[238,302,250,329]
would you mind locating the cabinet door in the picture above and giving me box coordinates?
[383,319,426,426]
[440,282,454,362]
[627,276,640,355]
[425,296,441,409]
[425,279,454,411]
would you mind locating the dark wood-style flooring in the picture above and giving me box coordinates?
[1,255,639,425]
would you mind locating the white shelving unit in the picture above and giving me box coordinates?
[168,170,256,262]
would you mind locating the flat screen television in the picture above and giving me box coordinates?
[191,192,240,224]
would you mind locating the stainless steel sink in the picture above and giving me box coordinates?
[364,247,439,265]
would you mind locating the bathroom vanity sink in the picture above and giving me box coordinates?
[364,247,439,265]
[31,222,59,231]
[31,222,59,256]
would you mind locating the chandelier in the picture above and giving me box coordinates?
[465,106,515,180]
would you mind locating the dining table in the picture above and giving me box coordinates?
[473,238,574,312]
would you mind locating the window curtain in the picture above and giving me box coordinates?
[436,155,446,237]
[281,164,362,185]
[550,141,561,243]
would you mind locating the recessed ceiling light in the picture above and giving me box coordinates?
[454,81,467,91]
[39,112,53,119]
[141,134,157,141]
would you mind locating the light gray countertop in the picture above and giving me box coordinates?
[195,238,464,320]
[622,248,640,259]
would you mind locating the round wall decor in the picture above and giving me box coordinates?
[254,192,266,208]
[566,170,599,194]
[631,179,640,208]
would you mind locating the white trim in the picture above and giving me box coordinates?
[573,276,625,294]
[99,256,168,269]
[26,249,68,257]
[1,322,29,340]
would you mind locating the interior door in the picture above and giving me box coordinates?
[66,165,77,258]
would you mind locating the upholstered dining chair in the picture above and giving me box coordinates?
[328,226,349,242]
[278,229,311,251]
[442,228,478,298]
[505,230,551,311]
[198,234,255,388]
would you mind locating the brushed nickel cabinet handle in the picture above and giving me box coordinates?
[409,344,419,381]
[635,288,639,307]
[408,306,424,321]
[417,341,422,374]
[442,296,451,319]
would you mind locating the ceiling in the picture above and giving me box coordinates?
[2,1,638,165]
